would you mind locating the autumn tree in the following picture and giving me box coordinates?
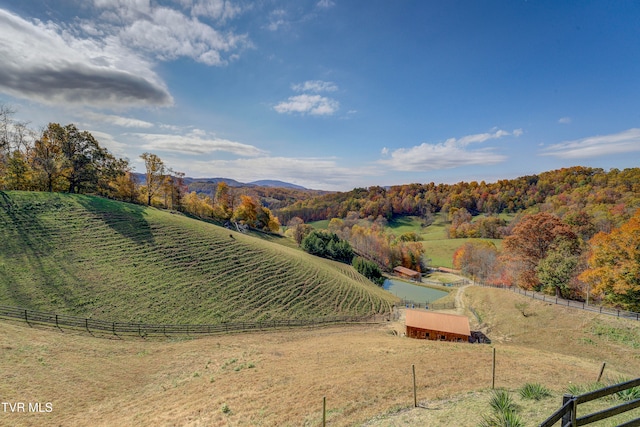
[579,209,640,311]
[31,125,65,192]
[286,216,313,245]
[160,170,186,210]
[233,194,258,226]
[213,182,233,220]
[111,170,139,203]
[453,240,500,283]
[140,152,166,206]
[502,212,578,289]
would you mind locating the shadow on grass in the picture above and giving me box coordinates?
[76,195,155,245]
[0,191,84,310]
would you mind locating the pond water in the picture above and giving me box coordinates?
[383,278,448,303]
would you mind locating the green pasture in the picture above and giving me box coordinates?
[0,191,396,324]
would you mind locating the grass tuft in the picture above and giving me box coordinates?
[519,383,551,401]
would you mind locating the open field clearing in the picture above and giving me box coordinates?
[0,192,395,324]
[1,286,638,426]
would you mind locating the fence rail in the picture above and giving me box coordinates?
[474,283,640,321]
[0,305,387,337]
[396,299,456,311]
[540,377,640,426]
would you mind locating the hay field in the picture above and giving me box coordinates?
[1,286,638,426]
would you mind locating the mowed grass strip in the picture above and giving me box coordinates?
[0,191,396,324]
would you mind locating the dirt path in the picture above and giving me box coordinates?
[454,284,471,315]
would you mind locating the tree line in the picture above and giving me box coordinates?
[0,104,279,232]
[452,210,640,312]
[277,166,640,235]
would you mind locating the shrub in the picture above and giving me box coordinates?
[301,230,354,263]
[352,256,385,286]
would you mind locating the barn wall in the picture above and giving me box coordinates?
[406,326,468,342]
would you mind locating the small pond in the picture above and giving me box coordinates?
[383,278,448,304]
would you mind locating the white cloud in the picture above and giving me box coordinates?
[181,156,377,190]
[88,130,129,156]
[273,94,339,116]
[0,8,172,108]
[189,0,242,21]
[135,131,266,157]
[292,80,338,93]
[379,129,515,171]
[317,0,336,8]
[266,9,287,31]
[540,128,640,159]
[115,7,250,66]
[84,112,154,128]
[0,2,250,108]
[558,117,572,124]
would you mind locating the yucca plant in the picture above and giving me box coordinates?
[611,377,640,401]
[566,382,604,396]
[479,390,522,427]
[519,383,552,400]
[489,389,517,414]
[479,410,524,427]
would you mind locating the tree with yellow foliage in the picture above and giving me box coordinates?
[579,209,640,311]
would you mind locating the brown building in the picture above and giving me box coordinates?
[393,266,421,282]
[405,310,471,342]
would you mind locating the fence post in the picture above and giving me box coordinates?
[561,394,576,427]
[112,322,116,335]
[24,309,28,324]
[597,362,606,382]
[322,396,326,427]
[412,364,417,407]
[55,314,59,329]
[85,318,90,333]
[492,348,496,389]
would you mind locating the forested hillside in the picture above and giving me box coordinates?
[276,166,640,229]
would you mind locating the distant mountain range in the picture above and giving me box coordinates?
[132,173,308,190]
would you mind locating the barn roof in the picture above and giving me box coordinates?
[393,266,421,277]
[405,310,471,337]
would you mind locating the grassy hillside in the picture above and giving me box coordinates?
[0,191,396,323]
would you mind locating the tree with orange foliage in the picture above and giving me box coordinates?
[579,209,640,311]
[502,212,578,289]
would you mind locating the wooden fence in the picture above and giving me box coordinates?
[474,283,640,321]
[0,305,387,337]
[539,377,640,426]
[397,299,456,310]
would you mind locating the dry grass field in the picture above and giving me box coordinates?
[1,286,638,427]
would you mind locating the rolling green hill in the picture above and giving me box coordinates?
[0,191,396,324]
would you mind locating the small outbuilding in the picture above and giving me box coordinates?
[393,266,421,282]
[405,310,471,343]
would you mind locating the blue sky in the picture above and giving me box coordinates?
[0,1,639,191]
